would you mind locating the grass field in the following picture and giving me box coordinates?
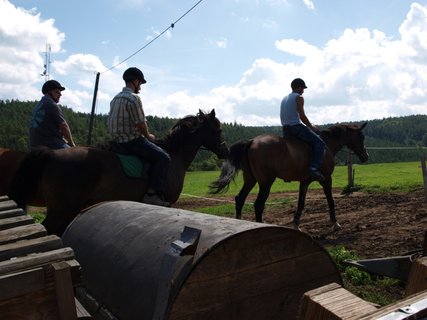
[182,161,425,198]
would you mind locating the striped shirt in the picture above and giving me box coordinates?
[108,87,146,143]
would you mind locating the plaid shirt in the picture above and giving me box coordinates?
[108,87,146,143]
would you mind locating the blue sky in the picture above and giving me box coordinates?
[1,0,426,126]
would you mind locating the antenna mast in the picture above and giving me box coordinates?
[41,44,51,81]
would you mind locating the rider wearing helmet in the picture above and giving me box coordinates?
[280,78,326,181]
[108,67,171,207]
[29,79,76,150]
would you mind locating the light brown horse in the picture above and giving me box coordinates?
[210,123,368,230]
[9,110,229,235]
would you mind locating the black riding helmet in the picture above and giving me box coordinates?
[291,78,307,90]
[42,80,65,94]
[123,67,147,84]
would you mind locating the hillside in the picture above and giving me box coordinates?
[0,99,426,167]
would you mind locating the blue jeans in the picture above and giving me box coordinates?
[123,137,171,192]
[282,124,325,170]
[31,140,70,150]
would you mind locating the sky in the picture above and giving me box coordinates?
[1,0,427,126]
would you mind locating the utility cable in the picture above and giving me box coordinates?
[101,0,205,74]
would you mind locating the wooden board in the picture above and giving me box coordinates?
[0,196,89,319]
[298,283,378,320]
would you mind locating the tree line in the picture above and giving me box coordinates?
[1,99,426,170]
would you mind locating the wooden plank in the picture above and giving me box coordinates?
[0,265,60,319]
[298,283,378,320]
[0,235,63,262]
[0,208,26,220]
[422,155,427,202]
[66,259,83,286]
[405,257,427,296]
[358,289,427,319]
[0,214,34,231]
[0,200,17,212]
[52,261,78,320]
[0,267,45,301]
[0,247,75,275]
[0,195,9,202]
[0,223,47,245]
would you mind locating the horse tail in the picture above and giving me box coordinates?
[209,139,251,194]
[9,149,52,209]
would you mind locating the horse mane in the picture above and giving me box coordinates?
[321,123,360,139]
[159,110,215,150]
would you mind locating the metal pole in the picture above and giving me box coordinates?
[87,72,100,146]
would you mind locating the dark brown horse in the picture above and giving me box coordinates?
[9,109,228,235]
[0,148,46,206]
[210,123,368,230]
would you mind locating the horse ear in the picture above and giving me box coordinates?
[210,109,216,118]
[361,122,367,130]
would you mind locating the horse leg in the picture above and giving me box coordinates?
[253,181,274,223]
[293,181,310,228]
[235,171,256,220]
[42,210,71,236]
[320,177,341,231]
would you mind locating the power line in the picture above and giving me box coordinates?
[101,0,205,75]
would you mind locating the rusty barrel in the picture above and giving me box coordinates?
[62,201,342,320]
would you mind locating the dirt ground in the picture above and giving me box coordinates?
[174,188,427,259]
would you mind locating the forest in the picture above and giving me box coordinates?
[1,99,426,170]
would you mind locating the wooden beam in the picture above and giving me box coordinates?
[0,208,25,220]
[0,215,34,231]
[0,247,75,275]
[0,235,63,261]
[422,155,427,202]
[0,200,17,212]
[52,261,78,320]
[0,223,47,245]
[0,267,45,300]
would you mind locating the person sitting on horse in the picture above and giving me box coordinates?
[108,67,171,207]
[29,80,76,150]
[280,78,326,181]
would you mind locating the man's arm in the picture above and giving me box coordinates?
[59,122,76,147]
[136,121,155,141]
[296,95,317,130]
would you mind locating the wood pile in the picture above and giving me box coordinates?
[0,196,90,319]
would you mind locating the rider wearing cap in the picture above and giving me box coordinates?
[280,78,326,181]
[29,80,76,150]
[108,67,171,207]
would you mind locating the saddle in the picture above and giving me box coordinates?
[108,142,151,179]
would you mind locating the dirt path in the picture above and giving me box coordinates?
[175,188,427,259]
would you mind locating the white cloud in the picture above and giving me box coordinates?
[214,37,229,49]
[0,1,64,100]
[302,0,315,10]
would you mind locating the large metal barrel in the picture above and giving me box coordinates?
[62,201,342,320]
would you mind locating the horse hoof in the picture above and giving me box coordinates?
[332,221,342,231]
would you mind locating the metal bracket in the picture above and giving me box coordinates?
[152,226,201,320]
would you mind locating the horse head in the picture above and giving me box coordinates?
[197,109,229,159]
[163,109,229,159]
[346,122,369,162]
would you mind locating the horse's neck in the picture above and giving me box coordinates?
[323,134,346,156]
[167,143,200,170]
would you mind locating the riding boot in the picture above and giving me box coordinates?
[309,167,325,182]
[143,192,170,207]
